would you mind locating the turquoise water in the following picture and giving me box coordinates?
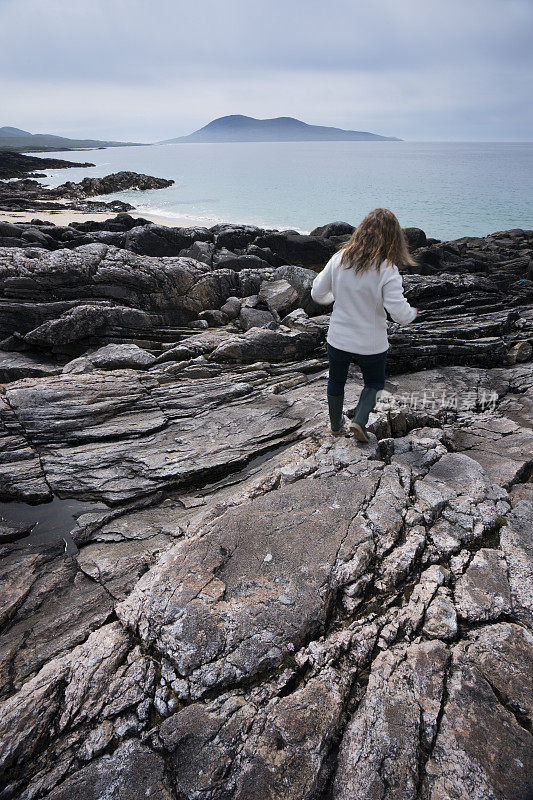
[35,141,532,240]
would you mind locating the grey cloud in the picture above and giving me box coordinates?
[0,0,531,140]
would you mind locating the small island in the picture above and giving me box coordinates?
[163,114,401,143]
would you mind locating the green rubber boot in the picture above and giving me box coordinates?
[327,394,345,435]
[349,386,378,442]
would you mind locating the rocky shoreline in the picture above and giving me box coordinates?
[0,217,532,799]
[0,152,174,214]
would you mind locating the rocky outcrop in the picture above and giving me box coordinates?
[51,171,174,198]
[0,226,531,800]
[0,151,95,180]
[0,169,173,213]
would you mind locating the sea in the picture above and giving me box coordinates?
[33,140,532,241]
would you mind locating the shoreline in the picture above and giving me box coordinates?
[0,209,222,229]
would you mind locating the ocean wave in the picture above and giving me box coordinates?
[133,204,310,233]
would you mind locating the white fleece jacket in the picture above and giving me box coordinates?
[311,251,417,354]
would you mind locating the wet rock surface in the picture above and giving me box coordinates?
[0,225,531,799]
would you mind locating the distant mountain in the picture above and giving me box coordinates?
[0,126,33,138]
[0,126,144,153]
[163,115,401,143]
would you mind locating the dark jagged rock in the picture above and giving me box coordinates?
[403,226,427,250]
[0,178,135,214]
[310,221,355,237]
[0,165,173,214]
[0,226,531,800]
[212,224,262,251]
[212,249,272,272]
[0,519,33,544]
[52,171,174,198]
[255,230,337,267]
[125,224,212,257]
[0,151,94,180]
[0,245,271,352]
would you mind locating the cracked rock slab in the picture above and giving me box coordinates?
[333,639,450,800]
[3,372,301,502]
[455,547,512,622]
[499,500,533,625]
[45,739,174,800]
[117,467,381,698]
[0,541,114,698]
[421,623,533,800]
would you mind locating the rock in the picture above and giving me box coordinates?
[258,279,299,315]
[0,396,52,502]
[0,352,61,382]
[116,465,381,699]
[280,307,309,327]
[500,501,533,625]
[455,548,512,622]
[63,343,156,372]
[238,306,277,331]
[212,225,261,251]
[0,227,533,799]
[274,264,332,316]
[46,740,174,800]
[0,169,172,217]
[423,586,458,639]
[155,329,233,362]
[52,171,174,198]
[241,294,259,308]
[310,221,355,238]
[220,296,241,319]
[421,623,533,800]
[0,519,33,544]
[211,325,323,363]
[23,305,113,348]
[504,340,532,364]
[178,239,215,264]
[375,526,426,591]
[230,672,347,799]
[255,231,336,267]
[0,151,95,181]
[212,250,272,272]
[126,224,210,258]
[2,370,300,503]
[198,309,229,327]
[245,243,284,266]
[334,639,449,800]
[0,541,114,697]
[403,226,427,250]
[0,244,270,344]
[446,416,533,489]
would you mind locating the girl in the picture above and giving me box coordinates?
[311,208,418,442]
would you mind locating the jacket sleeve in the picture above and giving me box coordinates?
[381,266,417,325]
[310,256,335,305]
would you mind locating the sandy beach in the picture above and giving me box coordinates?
[0,209,219,228]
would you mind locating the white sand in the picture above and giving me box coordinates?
[0,209,219,229]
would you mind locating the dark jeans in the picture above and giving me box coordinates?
[327,342,387,395]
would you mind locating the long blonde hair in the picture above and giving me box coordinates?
[338,208,416,273]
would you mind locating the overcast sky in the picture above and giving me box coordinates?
[1,0,531,142]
